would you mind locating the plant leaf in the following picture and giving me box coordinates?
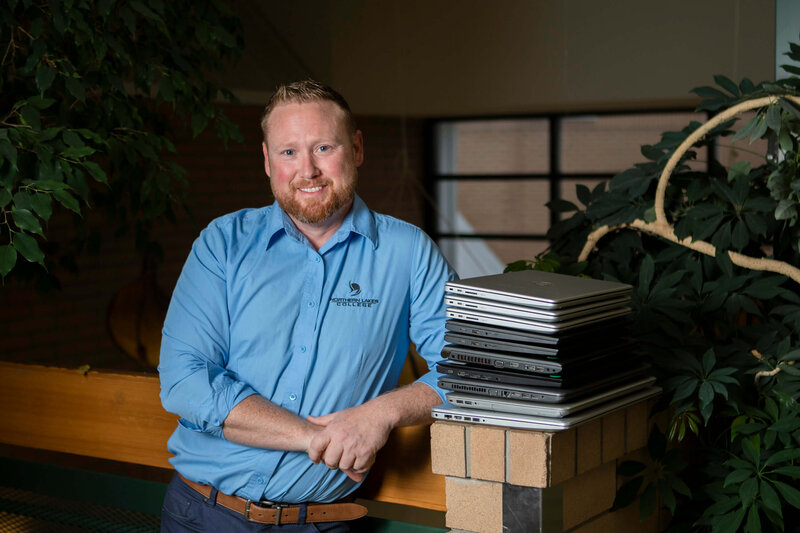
[702,349,716,375]
[745,504,762,533]
[715,506,746,532]
[724,469,754,487]
[773,480,800,509]
[0,187,11,208]
[35,65,56,93]
[658,479,677,513]
[612,476,643,511]
[714,74,740,97]
[780,349,800,363]
[732,114,760,142]
[53,189,81,215]
[772,465,800,477]
[640,483,657,521]
[29,193,53,221]
[765,104,782,132]
[740,477,758,508]
[65,77,86,102]
[742,438,760,466]
[11,209,44,236]
[82,161,108,184]
[0,245,17,276]
[761,480,783,518]
[13,232,45,265]
[672,378,698,403]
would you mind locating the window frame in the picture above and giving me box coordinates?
[423,108,713,270]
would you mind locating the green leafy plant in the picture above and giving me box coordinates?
[613,426,691,521]
[0,0,243,283]
[513,39,800,532]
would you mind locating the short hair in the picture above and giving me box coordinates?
[260,79,357,143]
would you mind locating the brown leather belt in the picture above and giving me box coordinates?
[178,474,368,525]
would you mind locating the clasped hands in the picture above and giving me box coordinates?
[304,403,393,482]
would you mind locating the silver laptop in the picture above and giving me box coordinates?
[445,376,657,417]
[445,319,633,347]
[443,331,630,358]
[446,306,631,334]
[445,294,630,323]
[437,362,651,403]
[445,270,632,310]
[432,387,661,430]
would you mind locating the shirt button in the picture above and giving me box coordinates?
[256,477,265,484]
[289,393,297,401]
[299,346,307,353]
[307,301,314,307]
[314,256,321,263]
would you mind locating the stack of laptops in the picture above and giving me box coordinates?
[432,270,660,431]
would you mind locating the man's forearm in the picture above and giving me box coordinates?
[222,394,320,452]
[365,381,442,428]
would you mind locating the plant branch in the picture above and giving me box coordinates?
[754,361,795,385]
[579,94,800,288]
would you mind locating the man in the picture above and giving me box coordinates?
[158,80,456,532]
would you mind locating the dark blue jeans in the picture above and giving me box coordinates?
[161,474,353,533]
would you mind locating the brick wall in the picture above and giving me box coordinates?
[430,397,665,533]
[0,105,426,371]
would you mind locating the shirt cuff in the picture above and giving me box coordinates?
[414,370,447,403]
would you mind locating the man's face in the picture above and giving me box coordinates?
[263,100,363,227]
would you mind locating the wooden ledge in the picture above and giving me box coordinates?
[0,362,445,511]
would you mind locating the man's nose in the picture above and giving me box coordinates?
[299,151,320,179]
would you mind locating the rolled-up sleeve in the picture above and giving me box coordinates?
[408,229,457,401]
[158,222,257,437]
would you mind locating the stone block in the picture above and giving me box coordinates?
[431,421,467,477]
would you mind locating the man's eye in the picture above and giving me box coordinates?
[318,145,330,152]
[282,149,295,156]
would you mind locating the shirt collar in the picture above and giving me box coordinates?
[264,194,377,251]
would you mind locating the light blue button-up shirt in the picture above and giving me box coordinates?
[158,195,456,503]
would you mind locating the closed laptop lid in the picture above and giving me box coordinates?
[445,270,632,310]
[444,294,630,322]
[446,306,631,334]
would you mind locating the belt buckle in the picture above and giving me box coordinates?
[272,503,285,526]
[244,499,285,526]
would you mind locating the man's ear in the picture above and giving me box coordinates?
[353,130,364,167]
[262,142,271,177]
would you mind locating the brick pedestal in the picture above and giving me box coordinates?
[431,398,660,533]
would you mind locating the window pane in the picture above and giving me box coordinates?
[438,237,549,279]
[437,119,550,175]
[485,239,550,266]
[436,179,550,235]
[560,112,706,173]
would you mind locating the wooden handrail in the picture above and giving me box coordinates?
[0,361,445,511]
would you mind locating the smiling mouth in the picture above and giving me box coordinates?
[298,185,325,193]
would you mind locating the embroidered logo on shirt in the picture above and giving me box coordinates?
[331,282,379,308]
